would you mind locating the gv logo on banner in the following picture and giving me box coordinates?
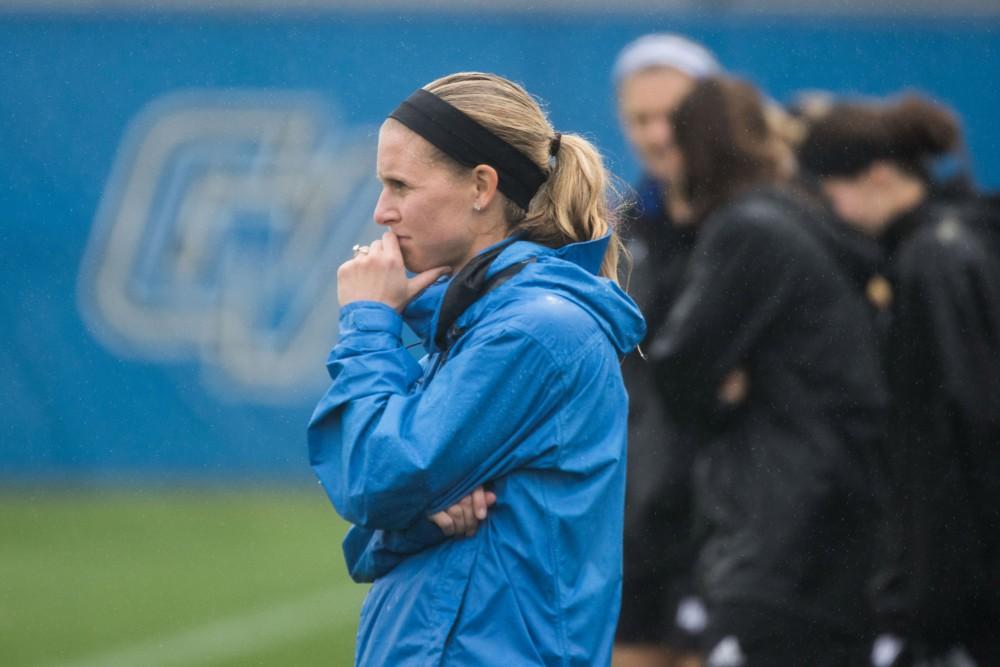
[79,90,381,403]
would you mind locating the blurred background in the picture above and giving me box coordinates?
[1,1,998,665]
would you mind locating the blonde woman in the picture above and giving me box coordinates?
[308,72,645,665]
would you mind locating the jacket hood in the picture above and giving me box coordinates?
[404,234,646,355]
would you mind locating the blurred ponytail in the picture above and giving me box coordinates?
[799,92,964,183]
[885,95,961,165]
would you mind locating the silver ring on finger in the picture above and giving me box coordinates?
[352,244,369,257]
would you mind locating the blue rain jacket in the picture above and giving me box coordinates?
[308,235,645,666]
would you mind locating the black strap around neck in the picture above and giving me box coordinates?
[434,242,531,352]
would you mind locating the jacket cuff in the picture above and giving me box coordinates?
[339,301,404,339]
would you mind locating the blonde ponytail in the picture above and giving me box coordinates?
[424,72,625,282]
[521,133,622,281]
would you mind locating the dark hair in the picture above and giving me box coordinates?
[671,77,785,221]
[798,93,961,182]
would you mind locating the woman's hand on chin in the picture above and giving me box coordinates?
[337,231,450,311]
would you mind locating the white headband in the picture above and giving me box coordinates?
[613,33,721,86]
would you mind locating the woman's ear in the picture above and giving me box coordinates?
[472,164,500,210]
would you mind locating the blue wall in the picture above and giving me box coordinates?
[2,11,998,482]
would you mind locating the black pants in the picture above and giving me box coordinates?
[704,605,869,667]
[616,570,705,653]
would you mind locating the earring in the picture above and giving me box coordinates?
[473,203,481,212]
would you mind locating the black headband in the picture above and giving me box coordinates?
[388,88,547,210]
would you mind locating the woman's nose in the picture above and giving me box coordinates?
[373,189,394,226]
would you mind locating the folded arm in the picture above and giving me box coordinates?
[308,301,561,531]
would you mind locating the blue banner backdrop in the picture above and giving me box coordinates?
[2,11,998,481]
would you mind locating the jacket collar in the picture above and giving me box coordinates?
[403,234,612,353]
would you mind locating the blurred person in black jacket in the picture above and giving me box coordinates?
[800,94,1000,667]
[648,77,889,666]
[611,33,722,667]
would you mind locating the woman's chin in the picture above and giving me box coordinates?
[401,254,431,275]
[396,244,417,270]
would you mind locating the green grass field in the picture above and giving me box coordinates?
[0,488,367,666]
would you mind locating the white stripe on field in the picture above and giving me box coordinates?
[47,583,364,667]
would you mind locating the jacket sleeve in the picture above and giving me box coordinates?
[872,227,1000,631]
[892,231,1000,525]
[341,521,450,583]
[894,233,1000,435]
[308,300,564,532]
[646,212,801,425]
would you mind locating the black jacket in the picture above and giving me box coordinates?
[870,195,1000,645]
[648,184,889,638]
[619,176,700,581]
